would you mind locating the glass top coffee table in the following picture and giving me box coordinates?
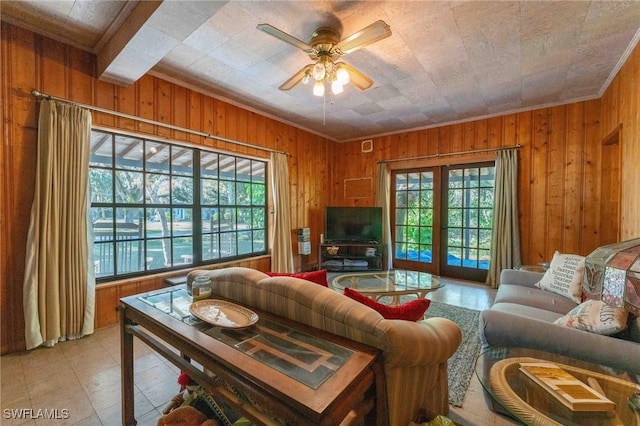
[476,347,640,426]
[331,269,443,304]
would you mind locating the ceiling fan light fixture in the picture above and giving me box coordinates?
[313,80,325,97]
[336,66,350,85]
[312,62,326,81]
[258,20,391,97]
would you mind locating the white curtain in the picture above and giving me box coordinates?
[486,149,521,288]
[269,152,294,272]
[376,163,393,270]
[23,99,95,349]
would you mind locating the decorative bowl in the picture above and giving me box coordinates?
[327,246,339,255]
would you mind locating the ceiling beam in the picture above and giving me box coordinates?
[96,1,162,86]
[96,1,228,86]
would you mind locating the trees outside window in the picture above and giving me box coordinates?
[89,130,268,280]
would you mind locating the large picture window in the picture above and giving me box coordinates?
[89,130,268,280]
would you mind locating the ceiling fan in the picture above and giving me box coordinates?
[257,20,391,96]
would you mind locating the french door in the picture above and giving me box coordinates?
[391,162,495,281]
[393,170,440,274]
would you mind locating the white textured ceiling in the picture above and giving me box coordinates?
[2,1,639,142]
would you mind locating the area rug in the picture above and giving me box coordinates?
[424,301,481,407]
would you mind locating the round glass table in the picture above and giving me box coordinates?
[331,269,443,304]
[476,347,640,426]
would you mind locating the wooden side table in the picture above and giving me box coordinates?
[518,265,547,273]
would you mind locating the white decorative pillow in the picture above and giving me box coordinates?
[554,300,629,335]
[535,251,585,303]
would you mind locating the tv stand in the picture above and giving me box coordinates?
[319,242,384,272]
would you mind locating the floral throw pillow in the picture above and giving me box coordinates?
[535,251,586,304]
[554,300,629,335]
[343,287,430,321]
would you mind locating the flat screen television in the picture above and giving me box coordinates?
[324,206,382,243]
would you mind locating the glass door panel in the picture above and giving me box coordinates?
[441,163,495,281]
[392,170,438,273]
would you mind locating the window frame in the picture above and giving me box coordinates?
[89,128,269,282]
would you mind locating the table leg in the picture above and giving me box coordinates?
[120,306,137,426]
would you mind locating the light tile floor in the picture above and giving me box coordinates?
[1,277,519,425]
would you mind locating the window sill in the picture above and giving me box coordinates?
[95,254,272,289]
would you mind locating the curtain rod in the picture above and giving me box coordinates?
[378,144,520,164]
[31,90,289,156]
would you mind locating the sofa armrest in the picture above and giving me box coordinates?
[479,309,640,374]
[382,318,462,368]
[500,269,544,288]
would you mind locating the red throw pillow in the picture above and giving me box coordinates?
[266,269,328,287]
[343,287,430,321]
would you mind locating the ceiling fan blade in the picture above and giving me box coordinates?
[257,23,315,54]
[333,20,391,55]
[279,64,314,91]
[336,62,374,90]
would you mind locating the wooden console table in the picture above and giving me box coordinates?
[120,287,384,425]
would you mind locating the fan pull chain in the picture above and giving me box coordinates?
[323,91,326,125]
[322,89,337,126]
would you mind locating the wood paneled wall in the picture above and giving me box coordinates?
[600,43,640,240]
[330,103,608,266]
[1,23,332,354]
